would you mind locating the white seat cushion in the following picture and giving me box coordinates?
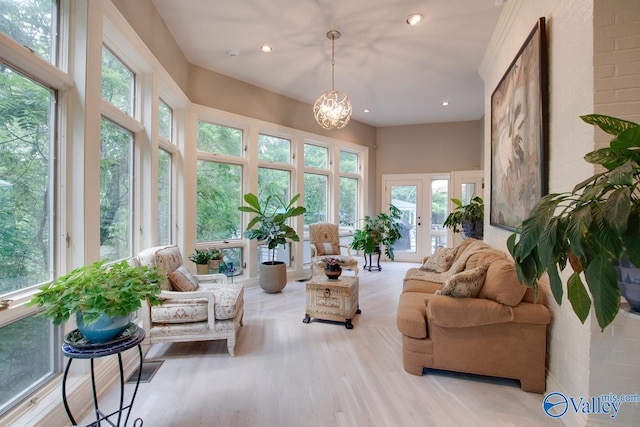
[151,283,244,323]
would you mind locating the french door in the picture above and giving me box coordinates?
[382,174,450,263]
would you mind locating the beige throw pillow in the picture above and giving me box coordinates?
[168,265,198,292]
[421,246,458,273]
[315,242,340,256]
[436,262,489,298]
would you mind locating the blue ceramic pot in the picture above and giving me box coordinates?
[76,312,131,343]
[613,256,640,312]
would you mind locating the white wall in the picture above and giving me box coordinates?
[480,1,640,426]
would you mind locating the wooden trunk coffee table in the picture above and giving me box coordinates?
[303,275,361,329]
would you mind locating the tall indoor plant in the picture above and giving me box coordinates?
[238,193,306,292]
[508,114,640,330]
[27,260,163,342]
[443,196,484,239]
[350,204,402,261]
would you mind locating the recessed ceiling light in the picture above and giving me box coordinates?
[405,13,424,26]
[442,101,450,106]
[260,44,273,53]
[363,108,370,113]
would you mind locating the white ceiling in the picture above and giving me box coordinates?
[150,0,503,127]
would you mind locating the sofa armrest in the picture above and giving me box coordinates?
[426,295,513,327]
[511,302,551,325]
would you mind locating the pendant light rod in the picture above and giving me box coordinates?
[327,30,341,91]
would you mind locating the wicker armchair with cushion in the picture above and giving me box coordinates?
[309,222,358,277]
[135,245,244,356]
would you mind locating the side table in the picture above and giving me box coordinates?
[61,325,145,427]
[303,275,361,329]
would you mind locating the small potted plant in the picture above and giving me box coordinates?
[350,204,403,261]
[188,248,213,274]
[238,193,306,293]
[322,257,344,280]
[208,247,224,271]
[27,260,163,343]
[443,196,484,240]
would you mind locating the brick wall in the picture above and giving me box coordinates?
[588,1,640,426]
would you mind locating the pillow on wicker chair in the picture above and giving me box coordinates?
[168,265,198,292]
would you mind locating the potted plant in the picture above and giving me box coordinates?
[27,260,163,343]
[350,204,402,262]
[238,192,306,293]
[322,257,344,280]
[188,248,213,274]
[508,114,640,330]
[443,196,484,240]
[208,247,224,272]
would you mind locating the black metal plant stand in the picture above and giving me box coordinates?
[363,245,382,271]
[61,326,145,427]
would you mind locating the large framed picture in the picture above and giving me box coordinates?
[490,17,548,231]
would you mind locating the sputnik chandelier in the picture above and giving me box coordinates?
[313,30,352,130]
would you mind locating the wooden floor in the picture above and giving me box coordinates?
[80,262,562,427]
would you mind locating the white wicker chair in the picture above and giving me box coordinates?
[309,222,359,277]
[135,245,244,356]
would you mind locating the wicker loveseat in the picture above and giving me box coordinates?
[135,245,244,356]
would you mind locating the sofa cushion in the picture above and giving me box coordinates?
[151,298,209,323]
[421,246,458,272]
[427,295,514,327]
[168,266,198,292]
[479,259,528,306]
[210,284,244,320]
[436,263,489,298]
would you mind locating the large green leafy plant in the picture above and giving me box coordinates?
[350,204,402,260]
[238,193,307,263]
[508,114,640,330]
[28,260,164,326]
[443,196,484,234]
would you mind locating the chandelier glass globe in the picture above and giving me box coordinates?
[313,89,352,130]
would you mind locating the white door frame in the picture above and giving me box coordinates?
[382,173,450,263]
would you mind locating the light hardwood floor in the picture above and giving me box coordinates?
[80,262,562,427]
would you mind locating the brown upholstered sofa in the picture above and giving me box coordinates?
[396,239,551,393]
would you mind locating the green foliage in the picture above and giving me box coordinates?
[0,63,53,294]
[508,114,640,330]
[443,196,484,233]
[350,205,403,260]
[238,193,307,263]
[188,248,213,265]
[27,260,164,326]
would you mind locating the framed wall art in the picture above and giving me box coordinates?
[490,17,548,231]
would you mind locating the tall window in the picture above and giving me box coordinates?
[303,143,329,227]
[101,46,134,116]
[196,121,243,241]
[0,0,58,64]
[99,118,133,261]
[157,148,172,245]
[257,134,292,265]
[157,99,173,245]
[339,151,359,226]
[0,66,58,415]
